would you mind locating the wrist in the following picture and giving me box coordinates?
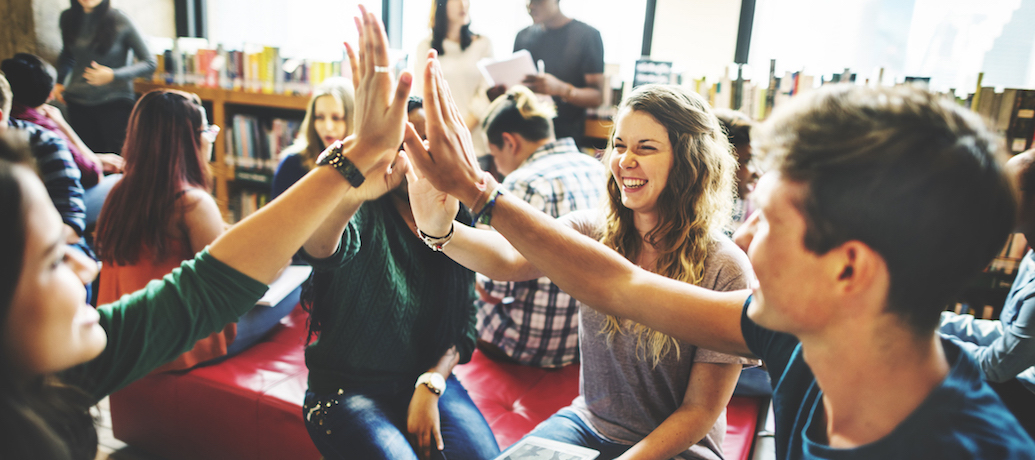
[415,372,447,396]
[456,172,493,209]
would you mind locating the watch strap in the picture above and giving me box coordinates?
[316,141,365,188]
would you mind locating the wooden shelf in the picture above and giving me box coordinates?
[134,81,309,219]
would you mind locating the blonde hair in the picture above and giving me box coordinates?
[285,77,355,170]
[599,84,737,366]
[483,85,555,146]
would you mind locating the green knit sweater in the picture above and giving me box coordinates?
[302,197,477,393]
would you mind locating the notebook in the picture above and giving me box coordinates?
[493,436,599,460]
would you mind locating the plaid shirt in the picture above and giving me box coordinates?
[477,138,607,367]
[9,119,86,235]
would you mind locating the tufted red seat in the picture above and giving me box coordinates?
[111,305,763,460]
[109,304,321,460]
[454,349,765,460]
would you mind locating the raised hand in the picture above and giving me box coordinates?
[405,50,486,207]
[403,123,459,236]
[343,5,412,177]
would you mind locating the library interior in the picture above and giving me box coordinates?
[3,0,1035,459]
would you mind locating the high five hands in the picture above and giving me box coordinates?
[403,50,488,209]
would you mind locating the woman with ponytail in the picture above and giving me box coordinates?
[56,0,156,154]
[409,84,756,460]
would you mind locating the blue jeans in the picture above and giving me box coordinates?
[304,375,500,460]
[519,409,632,460]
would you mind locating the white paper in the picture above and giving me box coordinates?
[477,50,538,89]
[493,436,599,460]
[257,265,312,307]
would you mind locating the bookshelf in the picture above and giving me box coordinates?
[134,81,308,220]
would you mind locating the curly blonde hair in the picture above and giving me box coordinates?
[599,84,737,366]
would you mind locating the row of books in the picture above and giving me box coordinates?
[687,62,1035,153]
[971,86,1035,153]
[225,114,302,174]
[155,41,348,96]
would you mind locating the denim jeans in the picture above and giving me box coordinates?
[520,409,632,460]
[304,374,500,460]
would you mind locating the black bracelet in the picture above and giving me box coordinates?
[316,141,365,188]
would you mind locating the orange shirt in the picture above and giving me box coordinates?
[98,237,236,372]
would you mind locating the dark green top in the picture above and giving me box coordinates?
[61,250,268,401]
[302,197,477,393]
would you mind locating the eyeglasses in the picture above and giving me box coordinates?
[201,124,220,143]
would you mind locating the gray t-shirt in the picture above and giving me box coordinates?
[560,209,756,460]
[57,9,157,106]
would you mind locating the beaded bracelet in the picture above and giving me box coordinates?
[472,186,504,226]
[417,222,455,252]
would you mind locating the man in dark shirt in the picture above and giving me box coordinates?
[505,0,604,147]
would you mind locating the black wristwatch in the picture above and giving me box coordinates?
[316,142,365,188]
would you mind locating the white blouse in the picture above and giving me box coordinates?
[414,34,494,155]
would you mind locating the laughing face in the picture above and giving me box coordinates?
[608,109,674,217]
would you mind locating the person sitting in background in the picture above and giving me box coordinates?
[713,109,758,226]
[407,83,755,459]
[2,53,124,190]
[0,73,93,279]
[0,10,412,458]
[940,147,1035,437]
[94,90,234,371]
[271,77,354,199]
[475,85,606,368]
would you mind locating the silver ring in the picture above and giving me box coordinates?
[374,66,390,73]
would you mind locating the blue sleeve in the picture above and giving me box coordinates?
[271,154,308,200]
[741,295,800,382]
[24,122,86,235]
[940,306,1035,383]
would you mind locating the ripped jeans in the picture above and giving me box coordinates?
[303,375,500,460]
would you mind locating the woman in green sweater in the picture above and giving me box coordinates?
[296,62,500,460]
[0,10,414,459]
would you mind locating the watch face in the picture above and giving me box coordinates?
[429,373,446,390]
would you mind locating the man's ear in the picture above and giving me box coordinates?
[833,240,887,297]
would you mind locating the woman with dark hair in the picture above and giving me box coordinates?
[712,108,758,225]
[94,89,234,371]
[55,0,156,154]
[1,53,124,190]
[272,77,355,199]
[408,84,755,459]
[297,91,499,460]
[0,10,414,459]
[413,0,493,155]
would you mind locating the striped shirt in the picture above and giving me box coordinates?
[9,119,86,235]
[477,137,607,367]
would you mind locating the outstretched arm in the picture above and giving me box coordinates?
[208,6,411,284]
[407,53,753,357]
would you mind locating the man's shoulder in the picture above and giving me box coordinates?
[568,19,602,37]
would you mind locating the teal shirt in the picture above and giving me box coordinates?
[302,197,477,393]
[62,250,269,401]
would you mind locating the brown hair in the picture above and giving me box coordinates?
[483,85,555,147]
[757,85,1015,334]
[600,84,737,365]
[95,90,211,265]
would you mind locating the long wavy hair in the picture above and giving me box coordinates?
[429,0,474,55]
[600,84,737,366]
[95,90,211,265]
[60,0,118,54]
[282,77,355,171]
[0,133,98,460]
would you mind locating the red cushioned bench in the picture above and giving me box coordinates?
[111,305,765,460]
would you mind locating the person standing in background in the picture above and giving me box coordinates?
[496,0,605,149]
[414,0,494,157]
[55,0,156,154]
